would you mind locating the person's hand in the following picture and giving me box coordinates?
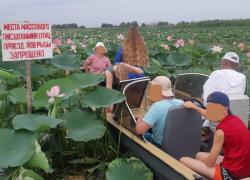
[182,101,196,109]
[120,62,132,69]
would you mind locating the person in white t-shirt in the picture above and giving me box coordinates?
[201,52,246,141]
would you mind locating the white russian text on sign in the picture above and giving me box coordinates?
[1,22,53,61]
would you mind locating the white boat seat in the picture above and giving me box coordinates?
[161,104,202,161]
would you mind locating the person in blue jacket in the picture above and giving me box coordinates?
[114,26,149,79]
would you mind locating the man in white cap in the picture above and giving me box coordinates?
[135,76,183,148]
[201,52,246,141]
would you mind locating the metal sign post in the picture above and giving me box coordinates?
[1,21,53,114]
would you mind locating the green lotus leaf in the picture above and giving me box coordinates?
[12,114,65,133]
[8,88,27,104]
[58,108,106,142]
[24,141,49,172]
[81,86,126,108]
[19,64,47,81]
[0,59,24,72]
[0,83,8,100]
[83,44,96,56]
[69,72,105,89]
[106,43,120,52]
[19,167,44,180]
[106,157,153,180]
[167,52,192,66]
[195,44,211,52]
[0,129,36,168]
[52,51,81,71]
[0,68,19,80]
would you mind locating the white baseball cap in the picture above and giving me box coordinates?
[222,52,239,63]
[92,42,107,54]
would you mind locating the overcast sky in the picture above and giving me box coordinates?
[0,0,249,28]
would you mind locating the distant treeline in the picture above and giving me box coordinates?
[175,18,250,28]
[51,18,250,29]
[51,23,85,29]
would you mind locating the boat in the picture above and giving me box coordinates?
[106,73,250,180]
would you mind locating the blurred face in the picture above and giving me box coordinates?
[96,46,105,55]
[206,102,228,121]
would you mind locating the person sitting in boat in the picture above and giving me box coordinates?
[114,26,149,79]
[180,92,250,180]
[135,76,183,149]
[84,42,111,74]
[99,62,144,113]
[201,52,246,142]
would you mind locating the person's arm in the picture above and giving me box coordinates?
[203,72,217,107]
[84,61,89,72]
[242,75,246,95]
[114,45,122,63]
[202,129,224,167]
[182,101,206,118]
[120,62,143,75]
[136,115,151,134]
[136,104,158,134]
[105,70,114,113]
[84,55,92,72]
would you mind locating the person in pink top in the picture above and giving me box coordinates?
[84,42,111,74]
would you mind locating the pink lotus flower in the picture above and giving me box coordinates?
[53,38,62,45]
[117,34,124,40]
[66,39,72,44]
[189,40,194,45]
[167,36,172,41]
[211,45,223,53]
[157,33,160,38]
[238,43,244,51]
[246,52,250,58]
[70,45,76,53]
[47,85,66,103]
[233,42,236,45]
[163,45,170,50]
[81,44,87,48]
[175,39,184,48]
[238,43,244,48]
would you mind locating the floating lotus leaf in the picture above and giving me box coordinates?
[106,157,153,180]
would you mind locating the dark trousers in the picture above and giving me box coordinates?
[99,81,118,90]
